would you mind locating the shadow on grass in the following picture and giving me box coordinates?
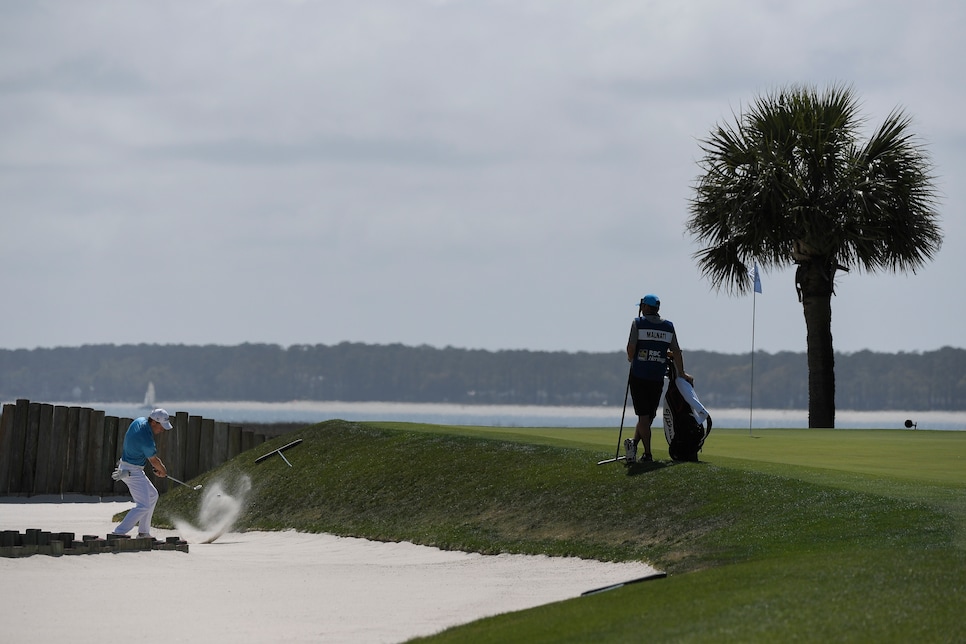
[624,459,685,476]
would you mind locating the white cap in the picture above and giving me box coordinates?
[149,408,173,430]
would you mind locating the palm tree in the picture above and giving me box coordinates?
[687,84,942,428]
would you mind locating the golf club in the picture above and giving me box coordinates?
[595,455,626,466]
[598,370,631,466]
[167,475,202,491]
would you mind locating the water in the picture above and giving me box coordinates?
[58,400,966,431]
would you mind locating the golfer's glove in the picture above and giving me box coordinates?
[111,469,130,481]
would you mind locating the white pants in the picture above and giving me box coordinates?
[113,460,160,537]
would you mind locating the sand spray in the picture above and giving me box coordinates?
[173,474,252,544]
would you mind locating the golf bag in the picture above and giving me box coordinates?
[662,364,712,462]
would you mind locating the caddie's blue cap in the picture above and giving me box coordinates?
[640,294,660,309]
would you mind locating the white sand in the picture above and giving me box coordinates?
[1,497,658,643]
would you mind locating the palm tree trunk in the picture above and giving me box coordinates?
[798,262,836,428]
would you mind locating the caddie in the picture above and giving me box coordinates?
[624,294,691,463]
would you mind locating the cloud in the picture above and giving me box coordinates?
[0,0,963,355]
[141,134,489,167]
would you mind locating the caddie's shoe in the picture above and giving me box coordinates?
[640,454,653,463]
[624,438,637,463]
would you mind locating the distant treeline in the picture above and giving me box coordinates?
[1,343,964,411]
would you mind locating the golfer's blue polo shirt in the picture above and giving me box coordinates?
[121,417,158,466]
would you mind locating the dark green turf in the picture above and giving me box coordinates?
[147,420,966,642]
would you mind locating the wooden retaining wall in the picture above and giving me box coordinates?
[0,399,266,497]
[1,530,190,557]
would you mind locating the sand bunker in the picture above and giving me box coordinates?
[1,497,659,643]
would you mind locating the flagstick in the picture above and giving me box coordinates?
[749,285,757,437]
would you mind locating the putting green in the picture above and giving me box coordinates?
[370,421,966,487]
[703,428,966,485]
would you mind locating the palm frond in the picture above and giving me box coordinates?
[687,84,942,288]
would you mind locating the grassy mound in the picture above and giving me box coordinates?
[154,420,966,641]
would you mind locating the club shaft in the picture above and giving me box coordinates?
[615,370,631,460]
[167,475,198,490]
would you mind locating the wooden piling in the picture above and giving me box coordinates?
[32,403,54,494]
[0,403,16,494]
[49,405,70,495]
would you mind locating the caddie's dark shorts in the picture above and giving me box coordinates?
[629,375,665,419]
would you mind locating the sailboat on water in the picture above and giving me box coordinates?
[143,381,156,409]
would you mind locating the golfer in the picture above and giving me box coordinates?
[111,408,173,538]
[625,294,690,463]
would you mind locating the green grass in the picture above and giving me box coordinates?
[152,421,966,642]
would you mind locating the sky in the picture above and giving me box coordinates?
[2,0,963,357]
